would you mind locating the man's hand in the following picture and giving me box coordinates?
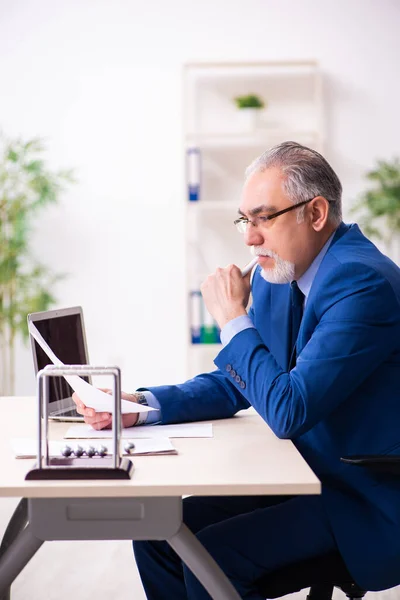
[201,264,251,329]
[72,389,140,430]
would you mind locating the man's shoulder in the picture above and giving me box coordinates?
[328,223,396,268]
[320,223,398,287]
[311,256,400,323]
[305,226,400,319]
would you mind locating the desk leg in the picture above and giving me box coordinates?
[0,498,29,600]
[168,523,241,600]
[0,497,241,599]
[0,499,28,553]
[0,523,43,596]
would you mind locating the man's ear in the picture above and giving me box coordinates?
[310,196,330,231]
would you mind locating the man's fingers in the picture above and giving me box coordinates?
[72,391,85,409]
[243,268,252,283]
[90,416,113,430]
[73,389,136,429]
[75,404,86,416]
[83,411,111,423]
[75,404,96,418]
[82,412,112,429]
[72,392,89,415]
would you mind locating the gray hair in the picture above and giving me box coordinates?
[245,141,342,226]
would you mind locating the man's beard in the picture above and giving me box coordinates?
[251,247,295,284]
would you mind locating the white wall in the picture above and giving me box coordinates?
[1,0,399,395]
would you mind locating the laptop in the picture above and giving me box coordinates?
[27,306,90,421]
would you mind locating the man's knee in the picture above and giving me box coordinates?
[182,496,210,533]
[195,527,233,572]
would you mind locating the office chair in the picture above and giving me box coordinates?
[258,455,400,600]
[258,551,367,600]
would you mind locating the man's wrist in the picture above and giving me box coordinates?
[132,392,148,426]
[217,309,248,329]
[220,314,255,346]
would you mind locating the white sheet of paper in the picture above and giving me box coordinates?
[28,322,154,415]
[65,422,213,440]
[11,437,176,458]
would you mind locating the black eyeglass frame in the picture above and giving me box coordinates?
[234,197,325,231]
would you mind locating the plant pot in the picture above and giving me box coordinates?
[236,108,262,133]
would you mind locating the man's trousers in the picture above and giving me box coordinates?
[132,494,340,599]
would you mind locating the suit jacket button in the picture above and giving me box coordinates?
[235,375,241,383]
[240,381,246,389]
[230,369,236,377]
[226,364,232,372]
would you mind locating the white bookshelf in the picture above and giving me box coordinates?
[183,61,324,376]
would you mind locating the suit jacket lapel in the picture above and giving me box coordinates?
[297,222,351,355]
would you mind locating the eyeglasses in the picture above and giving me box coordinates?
[234,198,316,234]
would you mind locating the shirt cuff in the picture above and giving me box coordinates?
[220,315,255,346]
[137,390,162,425]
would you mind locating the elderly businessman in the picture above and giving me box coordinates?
[73,142,400,599]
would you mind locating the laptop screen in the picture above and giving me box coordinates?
[31,311,89,405]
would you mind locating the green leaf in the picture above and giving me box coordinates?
[352,157,400,240]
[7,149,19,162]
[24,160,44,174]
[234,94,265,109]
[0,131,74,350]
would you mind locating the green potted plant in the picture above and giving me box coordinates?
[0,133,73,395]
[233,94,266,132]
[351,158,400,261]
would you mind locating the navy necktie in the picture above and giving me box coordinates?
[289,280,304,370]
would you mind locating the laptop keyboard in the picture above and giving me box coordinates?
[59,409,80,417]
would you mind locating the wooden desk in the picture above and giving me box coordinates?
[0,397,320,599]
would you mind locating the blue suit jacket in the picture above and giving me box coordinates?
[147,223,400,590]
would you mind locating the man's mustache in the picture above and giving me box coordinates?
[251,247,277,259]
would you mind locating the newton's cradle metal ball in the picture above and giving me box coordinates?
[124,442,135,455]
[60,444,109,458]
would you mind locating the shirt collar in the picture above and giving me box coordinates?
[297,231,336,304]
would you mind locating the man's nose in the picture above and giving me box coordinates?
[244,224,264,247]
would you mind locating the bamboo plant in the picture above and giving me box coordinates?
[352,158,400,253]
[0,133,72,395]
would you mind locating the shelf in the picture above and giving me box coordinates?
[184,60,323,379]
[189,343,222,350]
[187,201,239,212]
[184,61,319,80]
[186,130,319,149]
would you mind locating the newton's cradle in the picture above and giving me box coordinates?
[25,365,135,480]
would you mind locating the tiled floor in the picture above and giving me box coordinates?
[1,499,399,600]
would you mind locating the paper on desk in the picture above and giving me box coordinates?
[11,437,177,458]
[28,322,154,416]
[65,422,213,440]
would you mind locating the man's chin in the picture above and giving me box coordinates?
[260,267,277,283]
[255,253,295,284]
[260,267,294,285]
